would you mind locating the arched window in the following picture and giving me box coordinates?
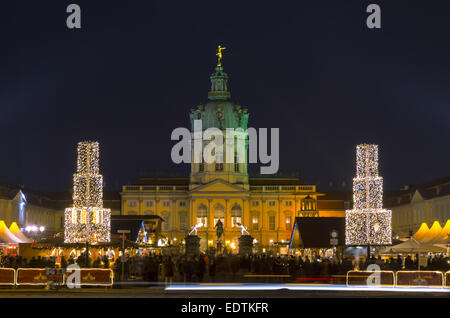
[162,211,170,232]
[179,211,188,231]
[196,204,208,228]
[284,211,292,231]
[231,204,242,227]
[213,204,225,226]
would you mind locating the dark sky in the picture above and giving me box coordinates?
[0,1,449,192]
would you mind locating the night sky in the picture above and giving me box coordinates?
[1,1,449,192]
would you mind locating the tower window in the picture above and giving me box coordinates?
[215,151,223,171]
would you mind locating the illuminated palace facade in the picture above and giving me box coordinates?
[121,59,344,251]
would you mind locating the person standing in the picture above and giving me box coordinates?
[164,256,175,286]
[209,258,217,282]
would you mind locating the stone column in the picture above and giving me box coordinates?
[224,199,229,242]
[243,198,250,228]
[277,199,281,242]
[189,199,194,228]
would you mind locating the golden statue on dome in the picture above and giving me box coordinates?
[216,45,226,67]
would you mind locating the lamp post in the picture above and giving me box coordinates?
[117,230,130,281]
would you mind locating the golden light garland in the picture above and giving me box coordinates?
[64,141,111,243]
[345,144,392,246]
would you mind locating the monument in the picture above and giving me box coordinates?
[185,223,202,256]
[236,222,253,255]
[215,219,224,254]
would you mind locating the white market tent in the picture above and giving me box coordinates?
[380,237,447,254]
[9,222,32,243]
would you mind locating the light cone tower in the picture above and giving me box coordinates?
[345,144,392,245]
[64,141,111,243]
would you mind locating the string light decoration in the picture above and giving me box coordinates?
[64,141,111,243]
[345,144,392,246]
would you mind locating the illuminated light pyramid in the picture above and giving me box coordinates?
[64,141,111,243]
[345,144,392,245]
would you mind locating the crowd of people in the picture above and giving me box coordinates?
[0,252,448,284]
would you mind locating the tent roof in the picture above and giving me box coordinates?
[0,221,22,244]
[9,222,32,243]
[380,237,447,254]
[430,219,450,244]
[442,220,450,235]
[289,217,345,249]
[413,222,429,241]
[421,221,443,243]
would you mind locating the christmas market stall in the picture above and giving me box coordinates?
[289,217,345,260]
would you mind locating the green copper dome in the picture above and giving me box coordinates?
[190,65,249,131]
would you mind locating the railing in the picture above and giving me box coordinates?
[123,185,189,192]
[346,270,448,288]
[249,185,315,192]
[124,185,314,192]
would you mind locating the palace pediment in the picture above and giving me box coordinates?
[189,179,247,194]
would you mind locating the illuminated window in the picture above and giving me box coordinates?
[231,204,242,227]
[269,201,276,207]
[146,201,153,207]
[196,204,208,228]
[252,215,259,230]
[285,216,292,230]
[252,201,259,207]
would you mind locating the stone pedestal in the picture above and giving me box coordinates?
[238,235,254,256]
[185,235,200,256]
[216,240,223,255]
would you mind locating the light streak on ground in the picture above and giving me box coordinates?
[165,283,450,293]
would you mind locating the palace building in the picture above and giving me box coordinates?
[121,52,344,251]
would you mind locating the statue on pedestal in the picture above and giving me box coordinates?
[236,222,250,236]
[188,223,202,236]
[215,219,224,255]
[215,219,224,240]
